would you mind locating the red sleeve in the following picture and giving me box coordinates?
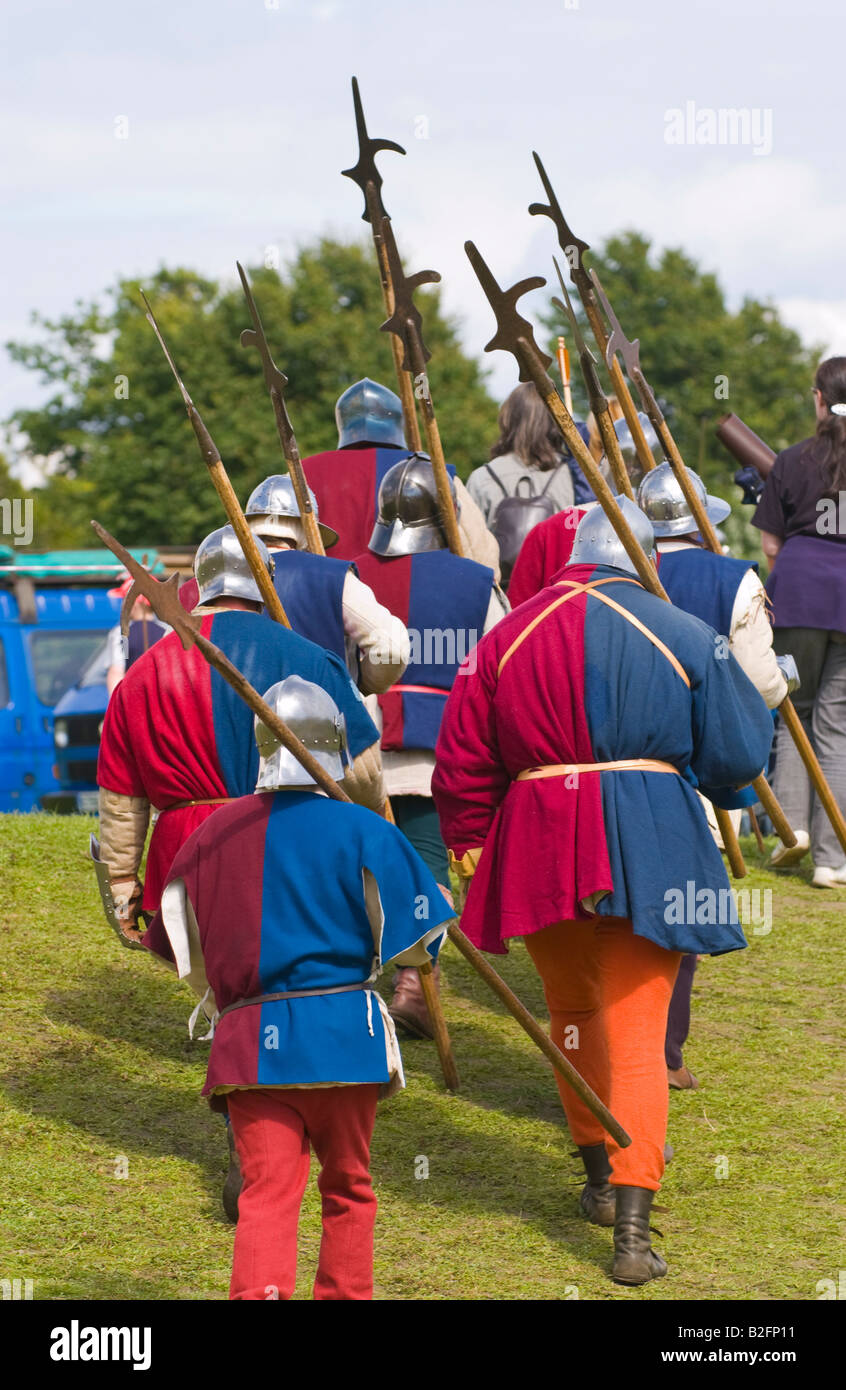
[507,525,547,608]
[96,679,146,797]
[432,640,510,855]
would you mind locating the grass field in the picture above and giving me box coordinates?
[1,814,844,1302]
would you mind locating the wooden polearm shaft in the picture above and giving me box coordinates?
[589,270,802,854]
[556,336,574,416]
[529,153,657,479]
[237,262,325,557]
[367,192,423,453]
[402,320,464,558]
[419,959,460,1092]
[140,293,291,628]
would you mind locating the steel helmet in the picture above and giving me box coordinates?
[369,455,456,557]
[569,496,656,576]
[637,462,731,537]
[255,675,349,790]
[602,412,663,490]
[336,377,407,449]
[194,525,273,606]
[245,474,339,549]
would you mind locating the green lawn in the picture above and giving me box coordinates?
[1,815,844,1301]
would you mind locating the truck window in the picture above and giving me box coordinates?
[0,639,8,707]
[27,630,108,708]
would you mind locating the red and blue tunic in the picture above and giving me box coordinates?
[146,791,452,1095]
[354,549,495,753]
[97,611,378,912]
[432,563,774,957]
[301,446,456,561]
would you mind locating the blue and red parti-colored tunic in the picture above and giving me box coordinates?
[432,563,774,957]
[145,791,453,1096]
[301,445,456,561]
[97,610,378,912]
[354,548,495,753]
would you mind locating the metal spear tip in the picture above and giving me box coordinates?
[139,289,193,407]
[552,262,593,361]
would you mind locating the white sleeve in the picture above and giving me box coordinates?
[105,625,126,671]
[342,572,411,695]
[729,569,788,709]
[483,585,510,634]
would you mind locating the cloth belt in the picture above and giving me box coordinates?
[516,758,681,781]
[158,797,236,813]
[217,980,371,1021]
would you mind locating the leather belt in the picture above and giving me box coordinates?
[158,797,235,813]
[217,980,371,1021]
[516,758,681,781]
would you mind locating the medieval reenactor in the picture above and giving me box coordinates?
[353,456,508,1037]
[243,473,410,693]
[300,378,501,576]
[636,462,797,1089]
[432,499,774,1285]
[144,675,454,1300]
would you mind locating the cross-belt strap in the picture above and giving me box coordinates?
[516,758,681,782]
[497,577,691,689]
[217,980,370,1021]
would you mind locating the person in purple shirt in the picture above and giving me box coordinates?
[752,355,846,886]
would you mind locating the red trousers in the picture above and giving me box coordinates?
[524,917,681,1191]
[227,1084,380,1301]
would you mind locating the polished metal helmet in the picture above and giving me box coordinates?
[245,473,339,549]
[255,675,349,790]
[569,496,656,576]
[194,525,273,606]
[602,412,662,489]
[369,455,456,556]
[336,377,407,450]
[636,462,731,537]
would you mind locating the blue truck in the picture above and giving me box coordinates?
[0,548,162,813]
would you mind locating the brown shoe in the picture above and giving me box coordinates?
[668,1065,699,1090]
[389,965,440,1040]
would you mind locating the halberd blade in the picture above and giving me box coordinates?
[342,76,407,223]
[529,152,591,291]
[464,241,551,381]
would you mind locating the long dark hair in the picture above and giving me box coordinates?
[809,357,846,492]
[489,383,563,471]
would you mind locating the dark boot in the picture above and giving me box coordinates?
[389,964,440,1040]
[577,1144,616,1226]
[222,1123,241,1224]
[612,1186,668,1285]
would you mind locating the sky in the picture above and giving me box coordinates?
[3,0,846,472]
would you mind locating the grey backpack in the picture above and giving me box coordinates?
[485,463,563,586]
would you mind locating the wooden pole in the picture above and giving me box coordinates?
[205,456,291,627]
[419,960,460,1092]
[405,330,464,557]
[366,190,423,453]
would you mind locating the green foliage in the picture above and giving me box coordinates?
[543,232,821,557]
[6,242,498,546]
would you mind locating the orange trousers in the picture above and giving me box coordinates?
[524,917,682,1192]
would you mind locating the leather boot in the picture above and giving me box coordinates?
[577,1144,616,1226]
[222,1123,241,1224]
[389,964,440,1040]
[612,1186,668,1285]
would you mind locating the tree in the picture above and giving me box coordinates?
[6,240,499,547]
[542,232,821,557]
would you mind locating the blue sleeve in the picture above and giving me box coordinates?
[319,650,379,757]
[363,819,454,967]
[687,644,774,802]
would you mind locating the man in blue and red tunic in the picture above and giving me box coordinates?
[145,676,453,1300]
[96,525,384,935]
[432,498,773,1285]
[354,456,508,1037]
[300,377,500,575]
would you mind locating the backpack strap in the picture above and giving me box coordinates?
[484,462,510,498]
[538,462,564,496]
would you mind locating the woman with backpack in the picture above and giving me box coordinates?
[466,384,580,584]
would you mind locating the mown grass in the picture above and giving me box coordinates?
[1,814,844,1301]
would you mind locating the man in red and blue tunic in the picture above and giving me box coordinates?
[96,525,384,933]
[354,456,508,1036]
[145,676,454,1300]
[432,498,774,1285]
[300,377,500,575]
